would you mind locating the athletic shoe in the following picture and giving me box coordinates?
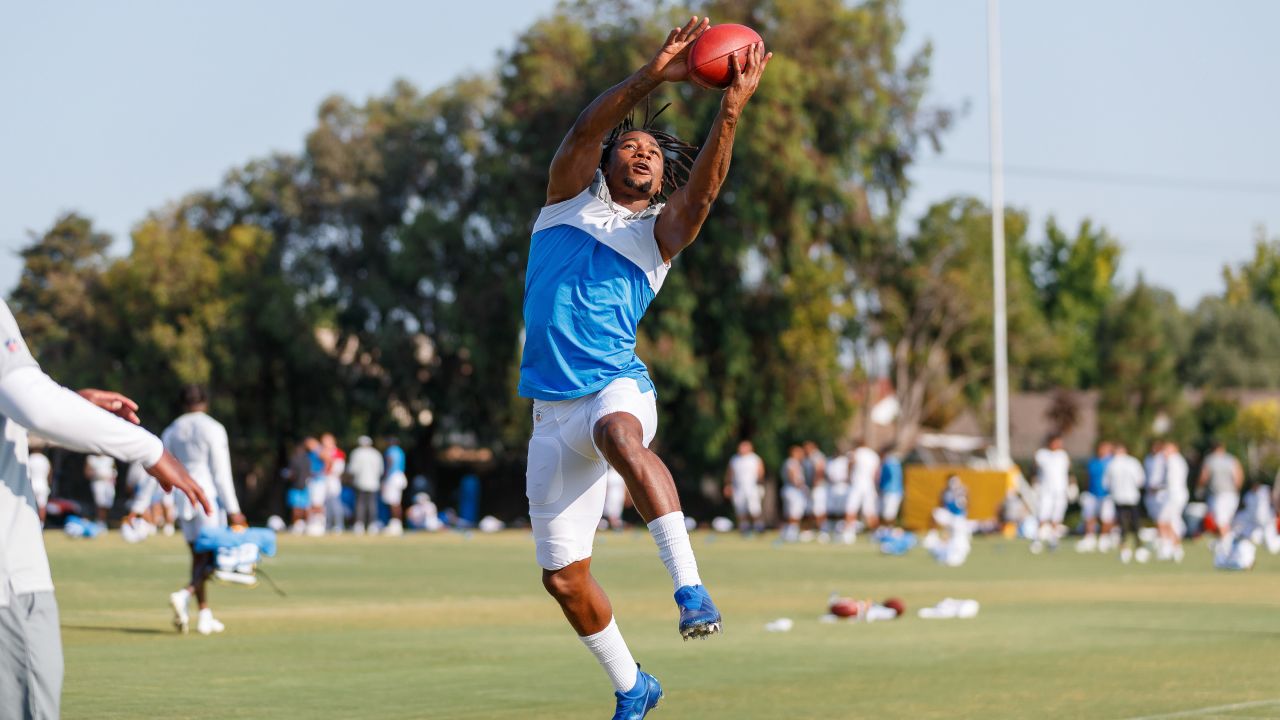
[1076,535,1097,553]
[196,610,225,636]
[612,667,662,720]
[386,518,404,537]
[1135,547,1151,564]
[1029,540,1044,555]
[169,590,190,634]
[674,584,722,640]
[1120,547,1133,564]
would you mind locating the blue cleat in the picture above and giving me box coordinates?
[674,584,722,640]
[612,667,662,720]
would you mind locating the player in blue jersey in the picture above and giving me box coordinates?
[382,437,407,536]
[518,16,771,719]
[1077,441,1115,553]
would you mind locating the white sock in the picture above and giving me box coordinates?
[647,511,702,590]
[198,608,212,620]
[172,588,190,604]
[579,618,638,693]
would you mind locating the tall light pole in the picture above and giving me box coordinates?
[987,0,1011,468]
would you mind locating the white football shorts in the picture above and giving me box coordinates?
[1080,493,1116,524]
[781,484,809,521]
[1038,485,1068,524]
[880,491,902,523]
[1211,492,1239,530]
[180,506,226,544]
[527,377,656,571]
[91,479,116,510]
[381,472,408,506]
[307,477,327,508]
[732,483,762,519]
[846,482,879,520]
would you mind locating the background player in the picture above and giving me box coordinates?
[845,439,881,543]
[516,15,770,718]
[85,452,117,526]
[780,445,808,543]
[1198,441,1243,544]
[164,385,246,636]
[1078,441,1115,553]
[1031,436,1071,554]
[382,437,407,536]
[724,440,764,535]
[879,448,904,528]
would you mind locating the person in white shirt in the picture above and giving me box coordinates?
[1104,444,1148,564]
[844,442,881,544]
[163,385,246,636]
[0,299,207,719]
[1031,436,1072,553]
[814,447,849,542]
[1157,442,1190,562]
[723,440,764,535]
[27,445,52,524]
[1143,440,1167,523]
[84,453,117,525]
[347,435,384,535]
[1198,442,1243,539]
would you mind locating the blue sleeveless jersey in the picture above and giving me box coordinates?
[518,173,670,401]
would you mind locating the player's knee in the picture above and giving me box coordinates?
[541,567,584,600]
[595,415,643,463]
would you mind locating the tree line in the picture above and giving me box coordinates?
[11,0,1280,513]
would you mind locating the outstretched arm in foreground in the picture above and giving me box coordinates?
[545,16,709,204]
[655,42,772,261]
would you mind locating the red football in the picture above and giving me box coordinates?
[688,23,764,89]
[830,599,860,618]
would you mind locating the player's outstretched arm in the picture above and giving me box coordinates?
[546,16,709,205]
[0,367,211,513]
[656,42,771,261]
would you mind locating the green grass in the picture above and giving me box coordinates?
[48,529,1280,720]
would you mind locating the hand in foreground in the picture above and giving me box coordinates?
[78,389,141,424]
[148,450,212,515]
[228,513,248,531]
[644,16,709,83]
[722,42,773,116]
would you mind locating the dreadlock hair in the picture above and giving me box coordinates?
[599,98,699,204]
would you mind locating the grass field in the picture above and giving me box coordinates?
[48,529,1280,720]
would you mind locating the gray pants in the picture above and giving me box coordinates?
[355,490,378,528]
[0,591,62,720]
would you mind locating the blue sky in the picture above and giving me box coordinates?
[2,0,1277,305]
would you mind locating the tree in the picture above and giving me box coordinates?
[9,213,115,389]
[1027,217,1121,389]
[1223,226,1280,315]
[869,197,1054,450]
[1183,298,1280,389]
[1096,281,1189,450]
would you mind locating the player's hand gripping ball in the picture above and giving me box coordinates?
[688,23,765,89]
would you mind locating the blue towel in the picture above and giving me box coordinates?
[194,526,277,557]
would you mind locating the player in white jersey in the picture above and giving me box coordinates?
[1031,436,1072,553]
[723,440,764,535]
[0,299,208,719]
[844,442,881,543]
[1143,440,1167,524]
[1156,442,1189,562]
[813,447,849,542]
[779,445,809,542]
[85,452,117,525]
[1198,442,1243,540]
[516,18,770,717]
[163,385,246,636]
[27,444,51,524]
